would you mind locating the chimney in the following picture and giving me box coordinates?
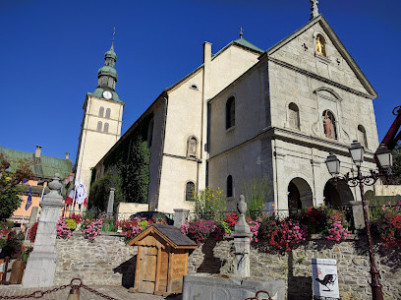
[34,145,42,159]
[65,152,70,160]
[203,42,212,65]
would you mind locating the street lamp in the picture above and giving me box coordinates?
[325,141,392,300]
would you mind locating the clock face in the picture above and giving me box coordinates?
[102,91,112,100]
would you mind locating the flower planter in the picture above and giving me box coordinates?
[9,261,26,284]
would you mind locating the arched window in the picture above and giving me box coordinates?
[358,125,368,148]
[316,34,326,56]
[96,121,102,132]
[226,97,235,129]
[99,107,104,117]
[104,123,109,133]
[186,182,195,201]
[227,175,233,198]
[288,103,300,130]
[187,136,198,158]
[322,110,337,140]
[105,108,111,118]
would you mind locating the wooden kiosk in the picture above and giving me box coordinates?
[128,224,197,296]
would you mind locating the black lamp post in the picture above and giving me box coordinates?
[325,141,392,300]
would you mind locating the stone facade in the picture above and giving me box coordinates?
[75,95,124,189]
[90,14,380,216]
[208,16,378,213]
[187,237,401,300]
[54,232,137,286]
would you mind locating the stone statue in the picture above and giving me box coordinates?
[323,112,333,139]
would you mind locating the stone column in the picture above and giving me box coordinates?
[233,195,252,278]
[274,152,287,213]
[22,174,64,287]
[174,209,189,228]
[107,188,115,218]
[350,201,366,229]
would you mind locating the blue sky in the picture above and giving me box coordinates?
[0,0,400,163]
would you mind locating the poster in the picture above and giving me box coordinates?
[312,258,340,300]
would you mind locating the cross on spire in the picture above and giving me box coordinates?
[112,27,116,46]
[309,0,320,20]
[239,26,244,39]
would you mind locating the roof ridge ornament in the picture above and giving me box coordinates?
[309,0,320,20]
[239,26,244,39]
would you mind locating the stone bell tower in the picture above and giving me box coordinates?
[75,37,124,189]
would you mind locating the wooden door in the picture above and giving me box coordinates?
[137,246,157,294]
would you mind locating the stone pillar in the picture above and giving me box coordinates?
[350,201,366,229]
[233,195,252,278]
[274,152,287,213]
[174,209,189,228]
[107,188,115,218]
[22,174,64,287]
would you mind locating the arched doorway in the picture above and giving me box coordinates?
[288,177,313,216]
[323,179,354,210]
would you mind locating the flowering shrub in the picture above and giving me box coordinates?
[247,217,262,242]
[70,214,82,224]
[325,210,350,242]
[259,217,308,252]
[299,207,327,234]
[65,219,77,231]
[57,218,73,239]
[181,219,217,245]
[82,219,103,241]
[28,222,38,242]
[326,221,351,241]
[114,217,146,240]
[0,228,11,248]
[378,202,401,247]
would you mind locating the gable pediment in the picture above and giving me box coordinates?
[265,15,377,99]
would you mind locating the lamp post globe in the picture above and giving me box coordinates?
[349,140,364,166]
[375,144,393,170]
[325,153,340,176]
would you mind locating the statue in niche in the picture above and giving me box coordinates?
[323,111,336,139]
[316,35,326,56]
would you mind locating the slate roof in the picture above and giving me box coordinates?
[0,145,72,180]
[152,224,197,247]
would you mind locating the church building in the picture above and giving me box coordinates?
[85,3,379,214]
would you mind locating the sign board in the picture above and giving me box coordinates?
[312,258,340,300]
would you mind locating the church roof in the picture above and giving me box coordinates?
[88,88,123,103]
[211,37,264,60]
[233,38,264,53]
[0,145,72,180]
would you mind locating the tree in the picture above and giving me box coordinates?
[0,153,33,222]
[390,144,401,184]
[88,169,124,212]
[119,138,150,203]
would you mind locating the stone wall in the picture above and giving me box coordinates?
[54,232,136,287]
[187,236,401,300]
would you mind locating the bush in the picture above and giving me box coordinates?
[259,216,308,252]
[194,187,226,221]
[0,228,11,249]
[378,202,401,247]
[82,219,103,241]
[28,222,38,243]
[56,218,73,239]
[65,219,77,230]
[181,219,217,245]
